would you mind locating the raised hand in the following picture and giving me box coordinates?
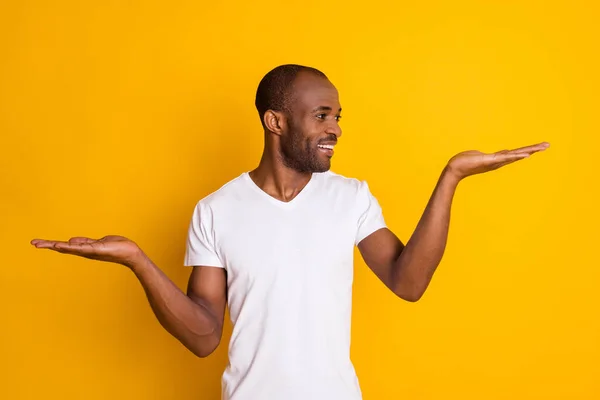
[446,141,550,181]
[30,235,145,268]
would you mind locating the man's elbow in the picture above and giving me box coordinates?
[190,344,219,358]
[193,348,215,358]
[396,290,423,302]
[393,282,427,302]
[184,336,221,358]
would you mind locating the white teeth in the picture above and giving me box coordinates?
[318,144,334,150]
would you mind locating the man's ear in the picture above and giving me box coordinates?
[263,110,287,136]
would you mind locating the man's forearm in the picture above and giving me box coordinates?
[393,166,460,301]
[130,255,220,357]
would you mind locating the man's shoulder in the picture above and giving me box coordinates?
[195,173,248,208]
[317,170,367,192]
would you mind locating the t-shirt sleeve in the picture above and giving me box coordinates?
[183,201,224,268]
[355,180,387,246]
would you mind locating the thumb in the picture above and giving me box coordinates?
[68,237,96,244]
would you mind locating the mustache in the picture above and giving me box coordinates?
[318,134,338,144]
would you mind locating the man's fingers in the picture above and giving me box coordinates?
[491,152,531,163]
[52,241,94,253]
[31,239,98,256]
[509,141,550,154]
[31,239,66,248]
[488,142,549,168]
[31,237,95,247]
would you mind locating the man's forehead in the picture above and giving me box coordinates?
[290,73,340,109]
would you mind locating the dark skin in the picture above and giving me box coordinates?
[30,71,550,356]
[249,71,343,199]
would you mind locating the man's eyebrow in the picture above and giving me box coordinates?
[312,106,342,113]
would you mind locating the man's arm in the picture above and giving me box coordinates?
[358,167,457,302]
[31,235,227,357]
[132,256,227,357]
[358,142,550,302]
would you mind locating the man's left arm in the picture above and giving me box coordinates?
[357,142,550,302]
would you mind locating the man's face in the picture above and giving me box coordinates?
[279,72,342,173]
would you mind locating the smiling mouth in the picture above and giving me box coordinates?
[317,143,335,157]
[317,144,335,150]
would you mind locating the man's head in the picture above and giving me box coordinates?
[255,64,342,173]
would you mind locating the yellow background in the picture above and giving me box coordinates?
[1,1,598,399]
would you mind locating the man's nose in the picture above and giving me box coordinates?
[325,121,342,138]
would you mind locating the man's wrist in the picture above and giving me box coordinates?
[441,164,463,187]
[125,248,151,273]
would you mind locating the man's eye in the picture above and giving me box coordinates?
[335,115,342,121]
[316,114,326,119]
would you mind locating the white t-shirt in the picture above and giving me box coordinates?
[184,170,387,400]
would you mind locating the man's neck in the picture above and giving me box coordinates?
[249,155,312,203]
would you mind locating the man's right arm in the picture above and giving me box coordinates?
[132,255,227,358]
[30,235,227,358]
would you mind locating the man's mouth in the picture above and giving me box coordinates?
[317,143,335,157]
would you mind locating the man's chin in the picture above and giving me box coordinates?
[312,161,331,173]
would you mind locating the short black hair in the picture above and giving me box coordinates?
[255,64,328,127]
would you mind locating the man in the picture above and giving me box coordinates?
[31,64,549,399]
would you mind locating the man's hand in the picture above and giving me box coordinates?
[446,141,550,181]
[30,235,145,268]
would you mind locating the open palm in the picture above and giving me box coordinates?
[31,235,143,268]
[447,141,550,180]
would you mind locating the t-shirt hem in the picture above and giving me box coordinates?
[183,257,224,268]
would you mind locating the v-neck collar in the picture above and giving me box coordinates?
[242,172,317,209]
